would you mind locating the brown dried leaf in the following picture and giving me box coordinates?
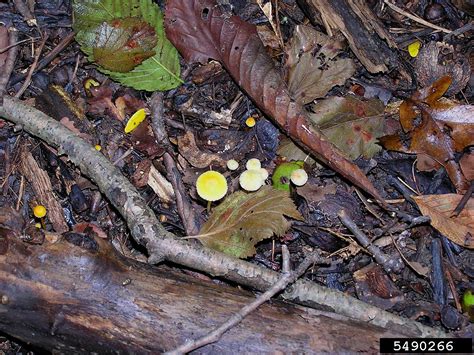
[381,76,470,192]
[165,0,384,203]
[287,25,355,105]
[178,131,226,168]
[196,186,302,258]
[413,194,474,249]
[460,152,474,181]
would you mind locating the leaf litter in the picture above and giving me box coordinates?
[2,0,474,347]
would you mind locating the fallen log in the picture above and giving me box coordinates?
[0,235,410,353]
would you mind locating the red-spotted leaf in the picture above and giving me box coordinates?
[93,17,157,72]
[308,96,385,159]
[195,186,302,258]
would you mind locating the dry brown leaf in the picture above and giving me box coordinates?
[287,25,355,105]
[380,76,470,193]
[177,131,226,168]
[413,194,474,249]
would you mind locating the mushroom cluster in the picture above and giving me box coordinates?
[239,158,268,192]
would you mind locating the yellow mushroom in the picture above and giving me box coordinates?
[196,171,228,202]
[124,108,147,134]
[245,116,256,127]
[33,205,47,218]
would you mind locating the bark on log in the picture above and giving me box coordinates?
[0,235,411,353]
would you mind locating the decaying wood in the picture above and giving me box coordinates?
[19,146,68,233]
[0,235,415,353]
[299,0,410,78]
[0,97,447,338]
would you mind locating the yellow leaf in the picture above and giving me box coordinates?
[413,194,474,249]
[124,108,147,133]
[408,41,421,58]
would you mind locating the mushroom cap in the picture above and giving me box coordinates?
[239,169,264,191]
[33,205,47,218]
[290,169,308,186]
[245,116,256,127]
[246,158,261,171]
[196,171,228,202]
[226,159,239,171]
[124,108,147,133]
[259,168,269,181]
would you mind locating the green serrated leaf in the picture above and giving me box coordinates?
[196,186,303,258]
[73,0,182,91]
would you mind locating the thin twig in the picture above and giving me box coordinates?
[166,246,323,354]
[383,0,452,34]
[8,32,75,87]
[338,209,403,273]
[149,91,202,235]
[0,37,36,54]
[451,180,474,217]
[15,34,48,98]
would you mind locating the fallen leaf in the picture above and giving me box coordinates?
[380,76,470,192]
[87,85,123,120]
[308,96,385,159]
[93,17,157,72]
[178,131,226,168]
[413,194,474,249]
[195,186,303,258]
[460,152,474,181]
[124,108,147,133]
[73,222,108,239]
[165,0,384,202]
[287,25,356,105]
[73,0,181,90]
[296,183,337,204]
[130,121,164,158]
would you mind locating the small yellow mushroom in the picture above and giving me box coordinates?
[94,144,102,151]
[196,171,228,202]
[124,108,147,134]
[33,205,47,218]
[408,41,421,58]
[245,116,256,127]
